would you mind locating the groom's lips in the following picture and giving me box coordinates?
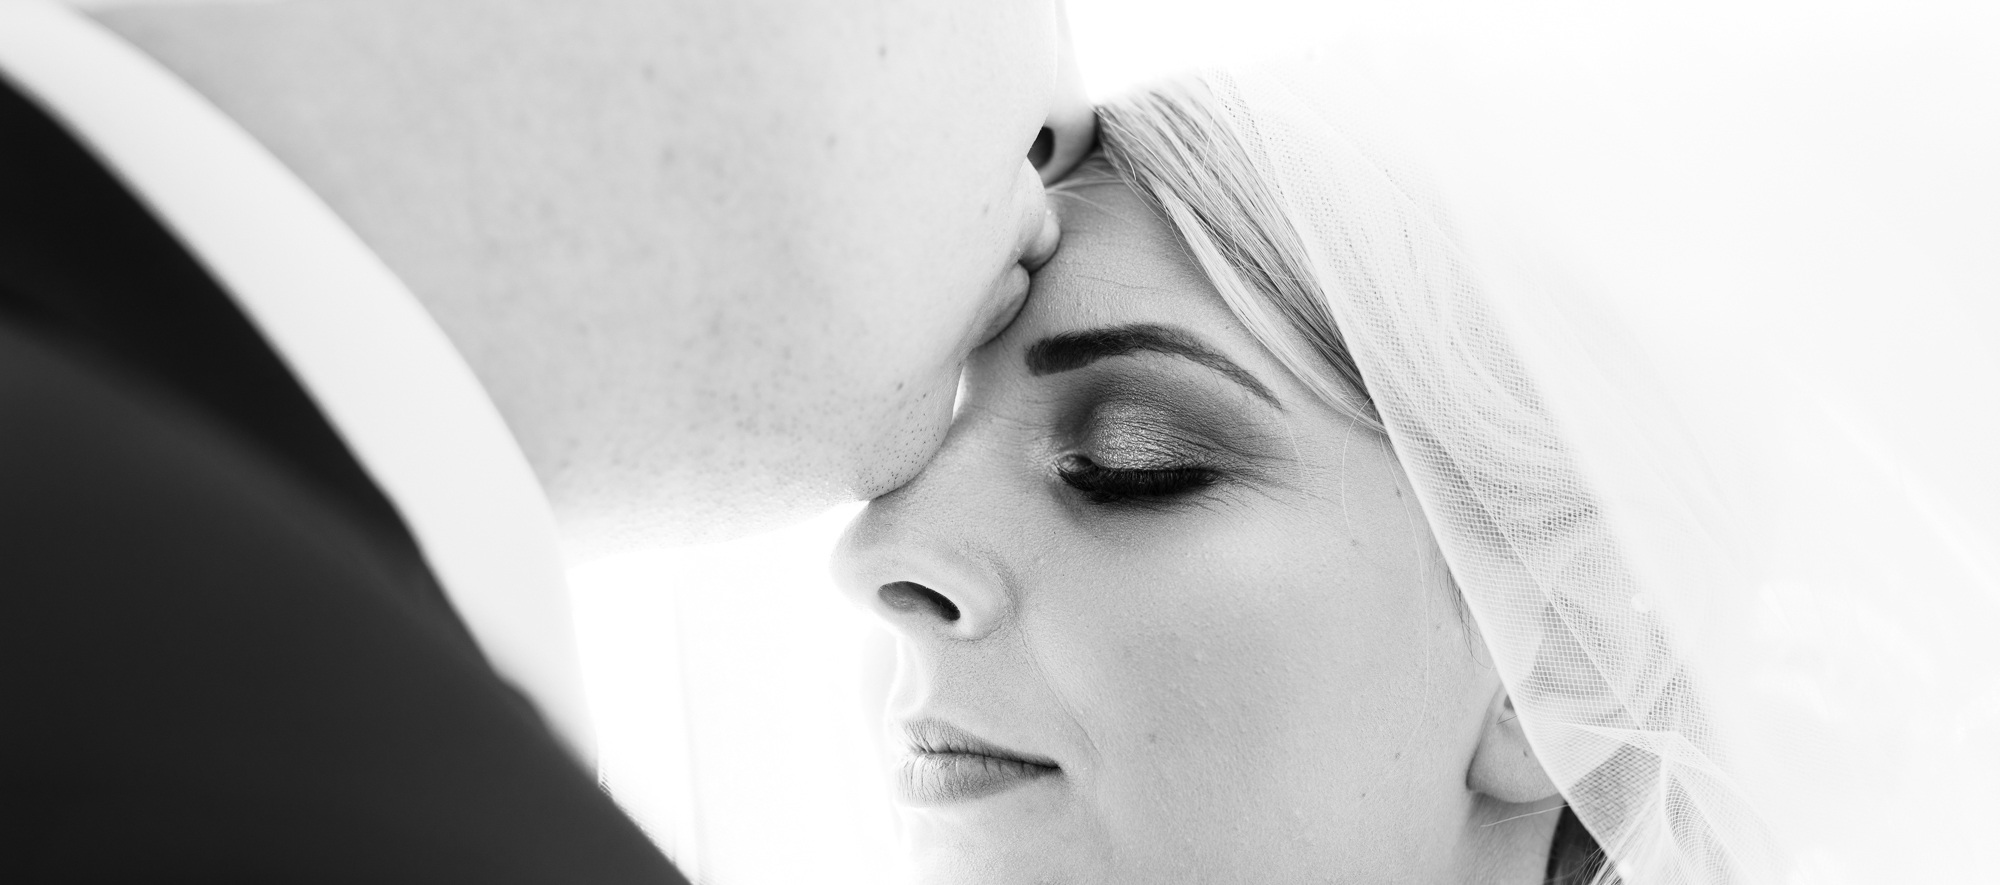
[895,718,1060,807]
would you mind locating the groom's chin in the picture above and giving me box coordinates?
[552,405,956,563]
[552,464,844,562]
[842,370,960,503]
[544,357,961,561]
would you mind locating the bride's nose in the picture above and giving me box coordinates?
[831,485,1012,644]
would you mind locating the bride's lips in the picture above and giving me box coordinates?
[896,718,1060,806]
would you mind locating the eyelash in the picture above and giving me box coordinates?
[1055,454,1218,505]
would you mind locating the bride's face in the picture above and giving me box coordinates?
[834,179,1505,883]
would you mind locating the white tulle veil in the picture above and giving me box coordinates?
[1095,13,2000,883]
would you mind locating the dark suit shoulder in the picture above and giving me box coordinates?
[0,314,438,623]
[0,322,683,884]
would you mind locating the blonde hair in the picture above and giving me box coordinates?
[1088,77,1381,434]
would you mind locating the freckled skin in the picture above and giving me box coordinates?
[95,0,1089,557]
[836,182,1561,883]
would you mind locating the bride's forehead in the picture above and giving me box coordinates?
[1050,177,1167,245]
[1030,182,1226,328]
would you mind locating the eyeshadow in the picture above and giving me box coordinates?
[1051,366,1287,476]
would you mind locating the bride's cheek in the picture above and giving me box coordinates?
[1025,507,1301,743]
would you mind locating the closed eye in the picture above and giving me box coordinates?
[1056,455,1218,505]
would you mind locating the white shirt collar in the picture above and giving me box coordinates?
[0,0,595,761]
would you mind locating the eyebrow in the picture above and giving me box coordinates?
[1024,323,1280,406]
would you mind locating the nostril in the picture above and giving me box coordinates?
[879,581,960,623]
[1027,126,1055,170]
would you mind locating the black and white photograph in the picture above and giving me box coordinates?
[4,1,1996,883]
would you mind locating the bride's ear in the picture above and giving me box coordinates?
[1467,689,1561,805]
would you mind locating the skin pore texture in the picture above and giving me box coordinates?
[833,179,1565,883]
[89,0,1094,558]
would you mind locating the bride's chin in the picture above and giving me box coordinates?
[898,797,1090,885]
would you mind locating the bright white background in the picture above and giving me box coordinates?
[569,504,899,885]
